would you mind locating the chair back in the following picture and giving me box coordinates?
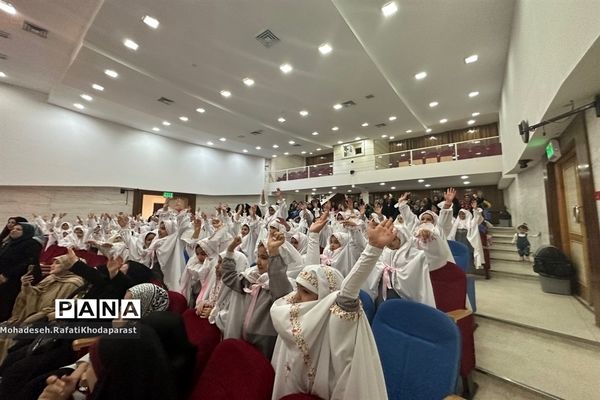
[447,240,470,272]
[359,289,376,324]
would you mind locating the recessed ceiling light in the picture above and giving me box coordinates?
[0,1,16,15]
[220,90,231,98]
[429,101,439,108]
[299,110,309,117]
[429,136,437,140]
[179,116,189,122]
[280,63,293,74]
[272,155,278,158]
[219,138,226,142]
[242,77,255,87]
[104,69,118,78]
[389,116,397,121]
[468,129,476,133]
[464,54,479,64]
[472,112,480,117]
[418,179,425,183]
[414,71,427,80]
[352,184,356,188]
[152,127,160,132]
[389,136,395,139]
[207,141,214,146]
[312,131,319,136]
[0,71,6,78]
[316,147,322,151]
[337,140,343,144]
[347,189,352,193]
[301,151,307,154]
[142,15,159,29]
[332,186,337,190]
[468,91,479,98]
[162,121,170,126]
[242,149,248,153]
[273,144,279,148]
[73,103,84,110]
[463,181,471,185]
[467,119,476,125]
[284,152,289,155]
[381,134,388,138]
[331,126,339,131]
[295,189,299,193]
[328,191,333,194]
[312,188,316,191]
[256,146,261,150]
[361,122,369,127]
[288,140,295,145]
[80,94,93,102]
[318,43,332,55]
[426,128,432,133]
[355,136,361,140]
[391,186,396,190]
[278,117,286,123]
[439,118,448,124]
[461,175,469,179]
[333,103,342,110]
[309,152,314,155]
[425,184,431,188]
[379,182,386,186]
[123,39,139,51]
[381,1,398,17]
[405,129,412,133]
[92,84,104,91]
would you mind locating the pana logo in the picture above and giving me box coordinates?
[55,299,141,319]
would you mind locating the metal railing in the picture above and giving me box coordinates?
[267,136,501,183]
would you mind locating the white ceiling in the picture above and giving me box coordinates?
[0,0,515,158]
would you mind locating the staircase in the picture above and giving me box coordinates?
[472,225,600,399]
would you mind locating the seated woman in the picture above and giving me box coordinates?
[219,233,293,359]
[270,215,395,400]
[125,283,170,318]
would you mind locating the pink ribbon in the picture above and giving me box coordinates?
[320,253,333,266]
[381,264,398,301]
[242,283,267,339]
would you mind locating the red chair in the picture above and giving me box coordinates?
[189,339,275,400]
[40,245,107,267]
[430,262,476,396]
[182,309,222,380]
[167,291,189,314]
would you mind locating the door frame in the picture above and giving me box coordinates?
[132,189,197,217]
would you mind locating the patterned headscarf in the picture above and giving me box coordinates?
[295,265,344,300]
[128,283,170,317]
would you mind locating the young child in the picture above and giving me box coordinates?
[512,223,540,261]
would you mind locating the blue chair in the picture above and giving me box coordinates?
[372,299,461,400]
[448,240,477,312]
[359,289,375,324]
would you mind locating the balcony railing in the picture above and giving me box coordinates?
[267,136,501,183]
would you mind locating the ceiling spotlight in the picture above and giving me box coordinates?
[242,77,255,86]
[309,152,314,155]
[328,191,333,194]
[418,179,425,183]
[425,184,431,188]
[207,141,214,146]
[73,103,84,110]
[381,1,398,17]
[312,188,316,191]
[414,71,427,80]
[255,146,261,150]
[179,116,189,122]
[318,43,332,55]
[0,71,6,78]
[278,117,286,123]
[284,152,289,155]
[299,110,309,117]
[219,138,226,142]
[389,116,397,121]
[152,127,160,132]
[429,101,439,108]
[461,176,469,179]
[337,140,343,144]
[312,131,319,136]
[352,184,356,188]
[162,121,170,126]
[355,136,361,140]
[332,186,337,190]
[389,136,395,139]
[273,144,279,148]
[467,119,476,125]
[464,54,479,64]
[391,186,396,190]
[426,128,432,133]
[242,149,248,153]
[468,129,476,133]
[405,130,412,133]
[331,126,339,131]
[347,189,352,193]
[104,69,118,78]
[333,103,343,110]
[316,147,322,151]
[429,136,437,140]
[468,91,479,98]
[295,189,299,192]
[301,151,307,154]
[92,84,104,91]
[220,90,231,98]
[142,15,159,29]
[123,39,139,51]
[0,1,16,15]
[381,134,388,138]
[272,155,278,158]
[80,94,93,102]
[361,122,369,127]
[463,181,471,185]
[379,182,386,186]
[288,140,295,145]
[439,118,448,124]
[280,63,293,74]
[196,108,206,113]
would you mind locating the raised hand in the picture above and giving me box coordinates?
[59,213,67,219]
[309,210,330,233]
[193,217,202,230]
[374,204,383,215]
[444,187,456,204]
[322,201,331,213]
[367,219,397,249]
[227,236,242,252]
[117,215,128,229]
[399,192,411,203]
[64,247,79,269]
[107,256,124,278]
[267,231,286,255]
[471,200,478,210]
[416,227,434,243]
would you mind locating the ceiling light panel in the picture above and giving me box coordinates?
[464,54,479,64]
[242,77,255,86]
[104,69,118,78]
[123,39,139,50]
[381,1,398,17]
[280,63,293,74]
[414,71,427,80]
[318,43,332,55]
[142,15,159,29]
[92,84,104,91]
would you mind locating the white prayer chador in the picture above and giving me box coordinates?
[265,222,304,279]
[290,232,308,255]
[320,232,354,277]
[147,217,191,290]
[270,264,387,400]
[447,208,485,269]
[121,229,156,267]
[64,225,90,250]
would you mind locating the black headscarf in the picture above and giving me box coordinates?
[141,311,196,398]
[0,222,36,258]
[0,216,28,242]
[88,325,178,400]
[125,260,154,285]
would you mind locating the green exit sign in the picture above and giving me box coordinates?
[163,192,174,198]
[546,142,554,159]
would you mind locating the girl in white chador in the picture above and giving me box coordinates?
[269,213,394,400]
[447,201,485,269]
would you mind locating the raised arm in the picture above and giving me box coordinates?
[438,188,456,238]
[306,210,330,265]
[397,192,418,232]
[266,231,293,300]
[222,236,246,293]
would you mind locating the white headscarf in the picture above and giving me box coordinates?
[320,232,354,277]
